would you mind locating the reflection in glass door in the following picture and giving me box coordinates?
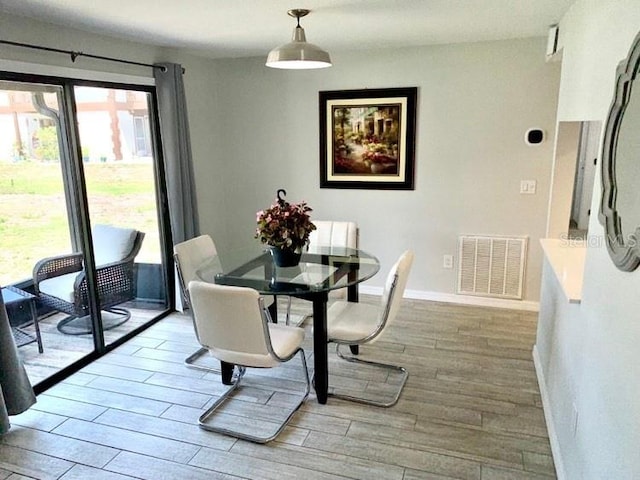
[74,85,168,346]
[0,80,93,383]
[0,75,171,388]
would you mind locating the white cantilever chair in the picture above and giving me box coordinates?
[188,280,310,443]
[174,235,282,371]
[308,221,358,301]
[174,235,219,370]
[291,221,358,325]
[308,221,358,255]
[174,235,277,371]
[325,250,414,407]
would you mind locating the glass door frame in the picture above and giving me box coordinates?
[0,70,175,393]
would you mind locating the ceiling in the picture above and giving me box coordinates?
[0,0,575,60]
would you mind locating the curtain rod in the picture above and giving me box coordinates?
[0,39,174,72]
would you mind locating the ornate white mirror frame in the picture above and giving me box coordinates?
[599,30,640,271]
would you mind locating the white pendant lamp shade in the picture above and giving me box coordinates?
[266,9,332,70]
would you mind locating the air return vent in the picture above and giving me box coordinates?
[457,235,528,299]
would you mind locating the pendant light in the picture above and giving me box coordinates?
[266,9,332,70]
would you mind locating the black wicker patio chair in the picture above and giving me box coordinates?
[33,225,144,335]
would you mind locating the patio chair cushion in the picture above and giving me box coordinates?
[92,224,137,266]
[38,273,77,303]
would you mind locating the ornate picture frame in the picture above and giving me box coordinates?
[319,87,417,190]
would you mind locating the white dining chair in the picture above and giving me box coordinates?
[309,221,358,301]
[174,235,276,371]
[188,280,310,443]
[290,220,359,325]
[174,235,220,370]
[308,220,358,254]
[324,249,414,407]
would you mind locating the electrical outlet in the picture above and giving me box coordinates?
[443,254,454,269]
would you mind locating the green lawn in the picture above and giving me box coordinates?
[0,162,153,195]
[0,161,161,286]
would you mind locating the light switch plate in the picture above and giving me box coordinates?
[520,180,537,194]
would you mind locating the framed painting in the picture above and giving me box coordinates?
[319,87,417,190]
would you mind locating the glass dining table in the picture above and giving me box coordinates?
[196,244,380,404]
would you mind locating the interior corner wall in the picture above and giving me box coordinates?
[207,38,560,302]
[537,1,640,478]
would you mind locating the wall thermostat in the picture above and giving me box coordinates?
[525,128,545,145]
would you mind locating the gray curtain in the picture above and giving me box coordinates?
[0,288,36,435]
[154,63,200,244]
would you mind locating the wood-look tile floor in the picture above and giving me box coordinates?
[1,297,556,480]
[16,305,164,385]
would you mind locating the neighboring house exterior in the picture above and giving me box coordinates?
[0,88,151,163]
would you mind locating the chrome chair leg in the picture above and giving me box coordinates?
[184,346,219,372]
[328,343,408,408]
[283,296,309,327]
[284,296,292,325]
[199,350,310,443]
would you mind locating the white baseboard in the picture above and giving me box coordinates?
[533,345,566,480]
[359,286,539,312]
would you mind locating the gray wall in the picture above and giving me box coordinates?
[208,38,560,302]
[0,14,561,304]
[536,1,640,478]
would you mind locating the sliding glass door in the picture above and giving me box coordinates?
[0,82,73,286]
[0,81,94,383]
[0,74,171,387]
[74,85,168,346]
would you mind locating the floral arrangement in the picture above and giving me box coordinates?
[255,189,316,251]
